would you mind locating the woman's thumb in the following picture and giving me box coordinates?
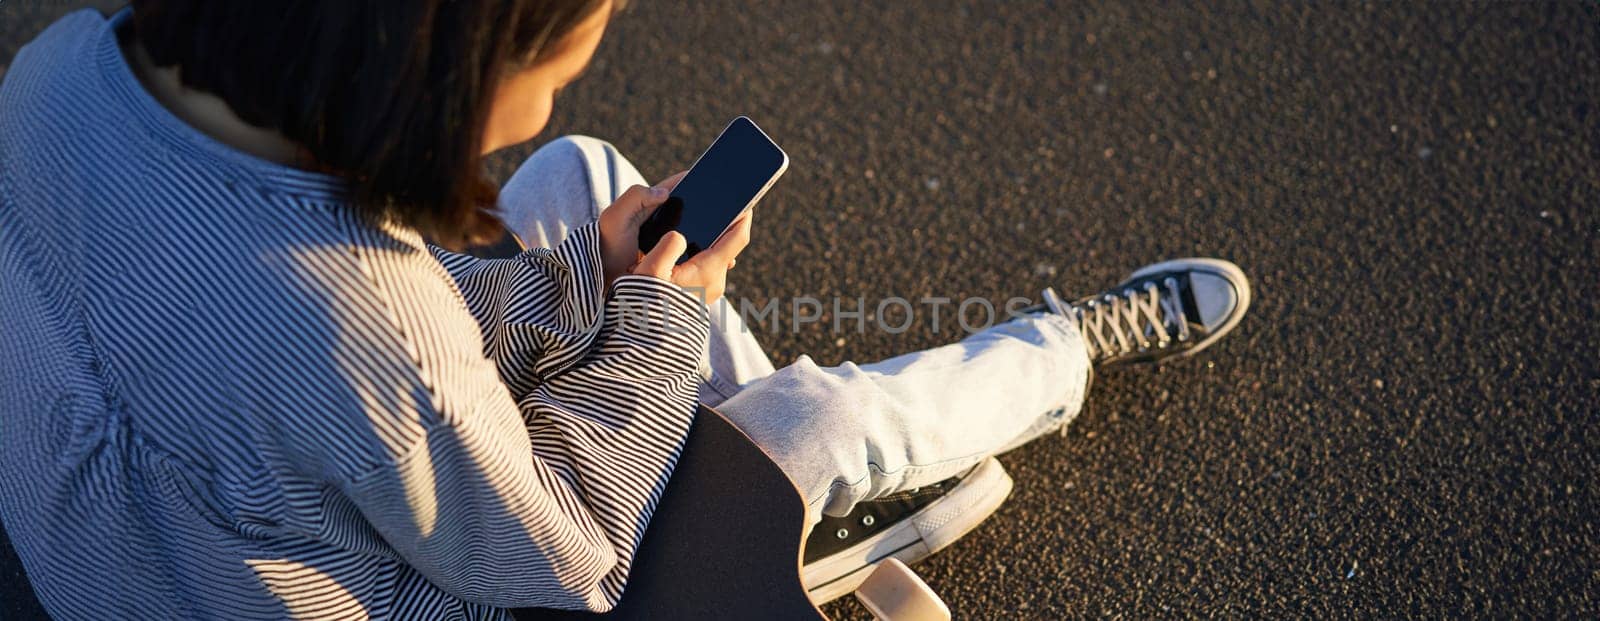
[634,231,687,280]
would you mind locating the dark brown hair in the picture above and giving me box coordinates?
[129,0,618,249]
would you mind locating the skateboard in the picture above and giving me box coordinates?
[526,405,823,620]
[527,406,950,620]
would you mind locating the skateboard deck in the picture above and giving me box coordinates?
[525,405,823,619]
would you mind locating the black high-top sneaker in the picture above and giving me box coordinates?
[1043,258,1251,367]
[800,458,1013,604]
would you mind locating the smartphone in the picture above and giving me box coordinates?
[638,116,788,261]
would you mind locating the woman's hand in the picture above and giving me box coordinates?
[632,213,751,305]
[597,171,687,286]
[597,170,752,304]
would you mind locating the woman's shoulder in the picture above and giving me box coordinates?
[0,8,148,212]
[15,9,106,61]
[2,9,109,109]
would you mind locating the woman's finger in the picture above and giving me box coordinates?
[656,170,689,192]
[613,184,650,213]
[610,184,670,226]
[635,231,687,280]
[697,212,753,265]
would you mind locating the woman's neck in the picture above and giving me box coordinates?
[119,27,307,168]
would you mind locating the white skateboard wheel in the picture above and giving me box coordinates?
[853,558,951,621]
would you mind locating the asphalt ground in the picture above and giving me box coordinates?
[4,1,1598,618]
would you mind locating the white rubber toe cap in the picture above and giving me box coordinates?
[1189,271,1242,332]
[1127,257,1251,352]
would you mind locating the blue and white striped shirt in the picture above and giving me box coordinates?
[0,9,710,619]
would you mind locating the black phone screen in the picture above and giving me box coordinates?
[638,117,786,259]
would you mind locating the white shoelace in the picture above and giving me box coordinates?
[1071,278,1191,360]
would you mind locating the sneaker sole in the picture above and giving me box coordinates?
[1125,257,1252,360]
[801,457,1014,605]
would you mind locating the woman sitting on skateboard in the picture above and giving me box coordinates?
[0,0,1249,617]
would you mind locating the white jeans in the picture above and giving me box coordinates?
[501,136,1092,524]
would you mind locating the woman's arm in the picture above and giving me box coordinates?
[325,219,710,612]
[429,223,613,400]
[339,268,709,611]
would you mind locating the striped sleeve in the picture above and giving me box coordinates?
[428,224,612,399]
[335,224,710,612]
[520,274,712,606]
